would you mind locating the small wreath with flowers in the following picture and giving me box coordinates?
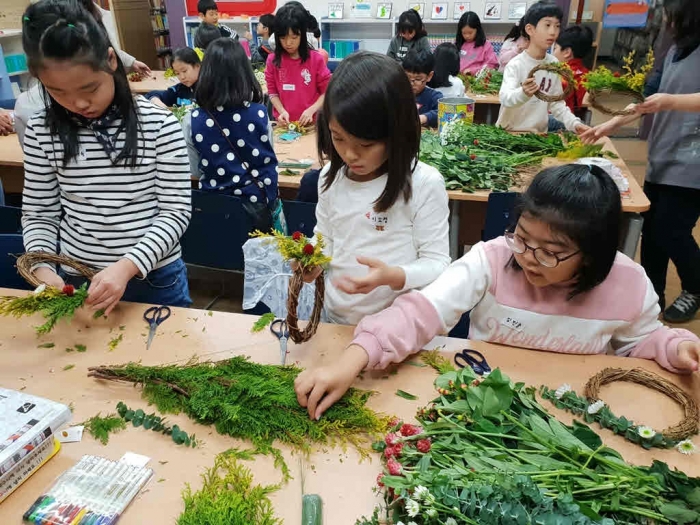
[250,230,331,343]
[542,367,699,455]
[0,252,99,335]
[527,62,576,103]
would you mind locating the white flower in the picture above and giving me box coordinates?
[408,522,418,525]
[405,498,420,517]
[587,400,605,415]
[413,485,429,501]
[677,439,697,455]
[425,509,437,517]
[637,426,656,439]
[424,492,436,506]
[33,283,46,295]
[396,522,405,525]
[554,383,572,399]
[446,519,458,525]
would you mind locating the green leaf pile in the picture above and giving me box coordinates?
[359,363,700,524]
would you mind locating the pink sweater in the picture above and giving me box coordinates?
[265,51,332,122]
[352,237,699,371]
[459,40,499,75]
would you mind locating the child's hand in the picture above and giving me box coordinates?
[579,120,618,145]
[33,267,65,289]
[277,110,290,126]
[634,93,672,115]
[333,256,405,295]
[290,260,323,283]
[86,259,140,316]
[299,107,316,126]
[521,77,539,97]
[294,344,369,419]
[130,60,152,77]
[419,114,428,126]
[150,97,167,109]
[676,341,700,372]
[574,123,591,135]
[0,110,13,135]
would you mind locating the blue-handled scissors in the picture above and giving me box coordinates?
[454,349,491,376]
[270,319,289,365]
[144,306,171,350]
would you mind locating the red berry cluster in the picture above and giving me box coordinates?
[292,231,302,241]
[62,285,75,297]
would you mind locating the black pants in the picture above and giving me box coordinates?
[641,181,700,303]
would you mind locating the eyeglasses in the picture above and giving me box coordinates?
[505,232,580,268]
[407,77,428,85]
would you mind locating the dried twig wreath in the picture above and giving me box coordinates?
[16,252,97,288]
[286,268,325,344]
[527,63,575,103]
[585,367,699,441]
[588,89,645,116]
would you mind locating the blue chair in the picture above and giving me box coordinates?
[449,192,519,339]
[483,192,519,242]
[283,200,317,237]
[0,234,30,290]
[0,206,22,234]
[181,190,253,271]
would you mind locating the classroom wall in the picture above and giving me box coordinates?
[0,0,26,30]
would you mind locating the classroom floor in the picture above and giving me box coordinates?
[188,136,700,337]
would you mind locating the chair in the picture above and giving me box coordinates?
[283,200,317,237]
[483,192,519,242]
[0,177,5,206]
[181,190,253,271]
[0,234,30,290]
[0,206,22,234]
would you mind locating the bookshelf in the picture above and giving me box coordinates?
[0,30,29,100]
[149,0,172,69]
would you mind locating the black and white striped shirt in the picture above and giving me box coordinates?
[22,97,192,277]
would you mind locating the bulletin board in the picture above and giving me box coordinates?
[0,0,26,31]
[185,0,277,17]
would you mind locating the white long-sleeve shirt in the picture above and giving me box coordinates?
[497,51,582,133]
[22,97,192,277]
[315,162,451,325]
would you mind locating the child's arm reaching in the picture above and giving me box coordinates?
[264,56,290,125]
[547,79,587,133]
[295,243,492,419]
[612,274,700,372]
[146,86,178,108]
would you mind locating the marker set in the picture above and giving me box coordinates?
[23,455,153,525]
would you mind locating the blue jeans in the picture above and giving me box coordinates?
[548,115,566,132]
[61,258,192,307]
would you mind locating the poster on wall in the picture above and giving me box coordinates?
[409,3,426,18]
[376,2,392,18]
[328,2,344,18]
[603,0,649,28]
[508,2,527,20]
[453,2,470,20]
[351,0,373,17]
[484,2,502,19]
[431,2,448,19]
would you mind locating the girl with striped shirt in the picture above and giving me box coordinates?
[21,0,192,314]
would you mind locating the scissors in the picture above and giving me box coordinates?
[454,349,491,376]
[270,319,289,365]
[144,306,171,350]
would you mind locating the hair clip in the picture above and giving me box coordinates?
[67,23,75,28]
[23,16,30,22]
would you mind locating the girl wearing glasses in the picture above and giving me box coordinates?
[295,164,700,420]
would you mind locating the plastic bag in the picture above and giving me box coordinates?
[243,237,323,321]
[575,157,630,194]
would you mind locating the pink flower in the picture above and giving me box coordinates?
[400,424,422,437]
[387,457,402,476]
[385,432,400,446]
[416,439,432,453]
[376,473,385,487]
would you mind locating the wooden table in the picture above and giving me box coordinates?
[128,70,176,95]
[0,293,697,524]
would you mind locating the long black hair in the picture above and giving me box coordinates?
[664,0,700,56]
[508,164,622,298]
[429,43,460,88]
[22,0,139,168]
[456,11,487,48]
[196,38,263,110]
[504,17,524,42]
[397,10,427,39]
[273,3,310,67]
[172,47,201,67]
[317,51,420,213]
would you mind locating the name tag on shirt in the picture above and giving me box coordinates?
[282,84,296,91]
[460,50,467,55]
[501,316,523,331]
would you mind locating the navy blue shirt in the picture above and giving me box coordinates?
[190,103,278,205]
[415,86,442,128]
[146,83,196,107]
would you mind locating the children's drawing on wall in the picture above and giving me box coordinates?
[508,2,527,20]
[431,2,448,19]
[329,2,344,18]
[453,2,470,19]
[484,1,502,19]
[409,2,425,18]
[376,2,392,18]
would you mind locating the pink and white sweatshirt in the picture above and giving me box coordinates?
[459,41,499,75]
[352,237,699,372]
